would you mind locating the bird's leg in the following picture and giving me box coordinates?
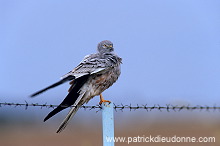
[99,93,111,105]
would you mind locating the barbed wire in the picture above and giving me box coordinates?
[0,102,220,112]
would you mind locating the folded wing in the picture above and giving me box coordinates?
[30,75,75,97]
[43,74,90,122]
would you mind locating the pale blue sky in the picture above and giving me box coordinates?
[1,0,220,106]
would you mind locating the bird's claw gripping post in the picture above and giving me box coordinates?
[99,94,111,105]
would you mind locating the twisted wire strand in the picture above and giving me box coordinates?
[0,102,219,112]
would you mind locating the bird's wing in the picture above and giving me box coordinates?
[30,53,106,97]
[61,53,109,79]
[43,54,110,121]
[30,75,75,97]
[46,74,91,133]
[43,74,90,122]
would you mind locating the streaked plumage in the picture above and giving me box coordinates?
[30,40,122,133]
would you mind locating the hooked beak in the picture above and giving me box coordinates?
[108,45,114,51]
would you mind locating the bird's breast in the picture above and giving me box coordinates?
[88,66,121,97]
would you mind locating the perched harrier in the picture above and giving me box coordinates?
[31,40,122,133]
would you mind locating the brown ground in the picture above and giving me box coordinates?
[0,110,219,146]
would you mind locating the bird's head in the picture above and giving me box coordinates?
[97,40,114,53]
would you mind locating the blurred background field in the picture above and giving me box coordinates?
[0,106,220,146]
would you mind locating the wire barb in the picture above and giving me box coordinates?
[1,102,220,112]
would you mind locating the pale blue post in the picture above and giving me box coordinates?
[102,103,114,146]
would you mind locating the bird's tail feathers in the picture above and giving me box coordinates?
[56,103,82,133]
[56,90,87,133]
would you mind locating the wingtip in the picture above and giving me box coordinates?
[29,94,36,98]
[44,116,50,122]
[30,91,41,98]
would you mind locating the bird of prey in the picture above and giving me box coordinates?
[30,40,122,133]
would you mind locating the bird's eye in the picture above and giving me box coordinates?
[103,44,107,47]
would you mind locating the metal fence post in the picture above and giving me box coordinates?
[102,102,114,146]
